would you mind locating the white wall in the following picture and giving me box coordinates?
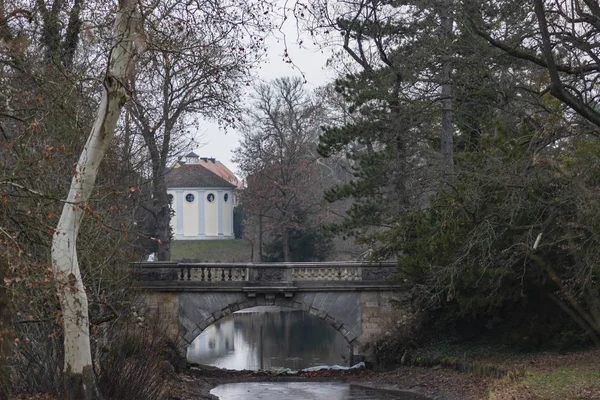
[169,188,234,240]
[204,190,218,237]
[182,191,199,237]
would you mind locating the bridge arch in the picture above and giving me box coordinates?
[178,292,362,349]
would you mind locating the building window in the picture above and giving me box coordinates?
[207,193,215,203]
[185,193,195,203]
[224,193,229,202]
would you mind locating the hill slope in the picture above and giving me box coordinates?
[171,239,252,262]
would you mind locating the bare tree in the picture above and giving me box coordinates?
[470,0,600,130]
[50,0,139,397]
[235,77,327,261]
[129,0,268,260]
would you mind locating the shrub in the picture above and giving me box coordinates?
[97,316,177,400]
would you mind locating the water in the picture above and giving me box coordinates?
[211,382,430,400]
[187,306,351,370]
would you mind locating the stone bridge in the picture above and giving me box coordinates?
[135,262,407,360]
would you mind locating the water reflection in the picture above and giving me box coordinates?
[187,307,351,370]
[211,382,430,400]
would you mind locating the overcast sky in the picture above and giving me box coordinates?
[190,20,336,176]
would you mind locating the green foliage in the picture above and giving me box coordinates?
[384,132,600,346]
[321,149,394,238]
[315,0,600,348]
[319,72,412,241]
[523,367,600,400]
[372,335,521,378]
[233,205,245,239]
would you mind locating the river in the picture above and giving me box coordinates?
[211,382,430,399]
[189,307,429,399]
[187,306,351,370]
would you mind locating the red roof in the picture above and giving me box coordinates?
[197,159,242,189]
[165,164,235,188]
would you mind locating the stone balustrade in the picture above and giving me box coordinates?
[134,262,397,287]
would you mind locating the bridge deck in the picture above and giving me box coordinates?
[134,262,399,292]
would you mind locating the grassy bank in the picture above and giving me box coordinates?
[369,334,600,399]
[488,350,600,400]
[171,239,252,262]
[518,367,600,399]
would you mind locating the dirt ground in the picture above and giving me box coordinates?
[169,348,600,400]
[166,366,490,400]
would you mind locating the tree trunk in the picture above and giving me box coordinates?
[258,214,263,262]
[282,229,290,262]
[154,173,171,261]
[439,0,454,173]
[123,106,132,169]
[50,1,137,398]
[469,124,481,151]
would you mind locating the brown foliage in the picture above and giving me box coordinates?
[97,316,178,400]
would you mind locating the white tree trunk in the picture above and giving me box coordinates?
[51,1,138,398]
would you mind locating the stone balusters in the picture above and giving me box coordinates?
[291,265,362,281]
[135,262,394,284]
[341,266,361,281]
[179,265,249,282]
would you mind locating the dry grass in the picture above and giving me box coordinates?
[489,349,600,400]
[97,317,179,400]
[346,348,600,400]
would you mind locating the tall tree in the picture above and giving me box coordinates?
[299,0,464,250]
[1,0,151,394]
[235,77,326,261]
[469,0,600,129]
[37,0,85,68]
[310,0,600,344]
[50,0,139,397]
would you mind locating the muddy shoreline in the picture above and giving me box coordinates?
[173,349,600,400]
[171,364,490,400]
[17,349,599,399]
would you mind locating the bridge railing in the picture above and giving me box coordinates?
[133,261,397,285]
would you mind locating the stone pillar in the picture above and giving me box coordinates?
[358,291,410,362]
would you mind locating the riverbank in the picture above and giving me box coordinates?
[14,348,600,399]
[167,365,490,399]
[168,347,600,400]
